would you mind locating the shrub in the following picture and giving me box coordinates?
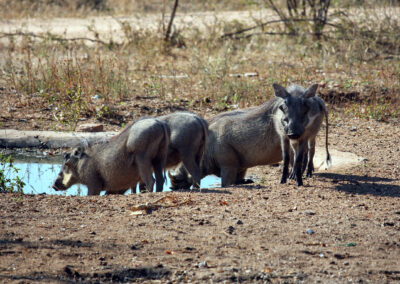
[0,153,25,194]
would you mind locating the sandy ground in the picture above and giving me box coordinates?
[0,9,400,283]
[1,116,399,283]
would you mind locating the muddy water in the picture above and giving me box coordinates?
[7,154,220,196]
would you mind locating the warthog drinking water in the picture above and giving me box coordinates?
[170,83,330,188]
[52,118,170,195]
[108,112,208,194]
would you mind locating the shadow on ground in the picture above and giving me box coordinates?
[171,188,233,194]
[0,265,170,283]
[0,237,170,283]
[316,173,400,197]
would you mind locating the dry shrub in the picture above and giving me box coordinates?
[0,1,399,129]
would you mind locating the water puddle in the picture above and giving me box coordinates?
[3,146,365,196]
[4,151,221,196]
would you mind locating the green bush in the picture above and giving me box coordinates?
[0,153,25,194]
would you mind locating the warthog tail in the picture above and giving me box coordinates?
[161,120,171,186]
[324,104,332,168]
[196,115,209,171]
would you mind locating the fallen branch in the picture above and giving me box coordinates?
[129,195,193,215]
[221,13,347,39]
[0,31,110,45]
[229,30,337,40]
[222,18,309,39]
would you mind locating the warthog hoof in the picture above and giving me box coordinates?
[236,179,254,185]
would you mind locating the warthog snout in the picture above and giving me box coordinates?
[52,179,66,191]
[52,170,69,191]
[284,122,305,140]
[287,133,300,140]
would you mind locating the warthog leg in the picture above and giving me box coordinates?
[221,166,238,187]
[292,141,307,186]
[305,138,316,178]
[280,139,291,184]
[153,159,165,192]
[136,154,155,193]
[86,180,103,196]
[289,138,315,180]
[181,153,202,189]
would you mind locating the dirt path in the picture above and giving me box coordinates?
[1,7,398,45]
[0,10,273,44]
[1,116,399,283]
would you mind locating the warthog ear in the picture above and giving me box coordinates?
[273,83,290,99]
[303,84,318,98]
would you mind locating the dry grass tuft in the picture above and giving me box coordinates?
[0,1,399,130]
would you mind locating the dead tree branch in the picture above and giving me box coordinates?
[221,18,315,39]
[164,0,179,42]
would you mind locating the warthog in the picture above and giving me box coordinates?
[170,83,330,188]
[52,118,170,195]
[160,112,208,189]
[108,112,208,194]
[276,84,331,185]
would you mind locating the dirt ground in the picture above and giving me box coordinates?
[0,9,400,282]
[1,103,400,283]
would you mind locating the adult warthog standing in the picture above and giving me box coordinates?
[170,83,330,188]
[52,118,170,195]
